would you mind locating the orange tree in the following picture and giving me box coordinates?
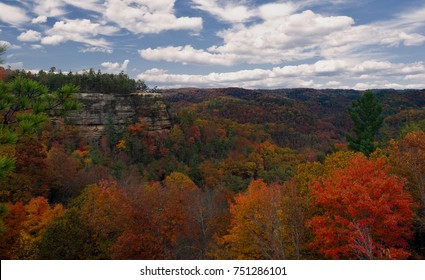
[221,180,297,259]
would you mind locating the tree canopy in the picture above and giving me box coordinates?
[0,78,80,177]
[347,90,383,156]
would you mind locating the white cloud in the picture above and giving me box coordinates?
[79,47,113,54]
[17,30,42,42]
[25,0,202,35]
[191,0,257,23]
[41,35,65,45]
[32,16,48,24]
[63,0,105,13]
[0,61,24,69]
[139,9,354,65]
[137,59,425,89]
[31,0,66,17]
[0,3,29,26]
[353,81,425,90]
[30,44,43,50]
[405,74,425,81]
[139,45,234,66]
[101,59,130,74]
[326,81,341,87]
[41,19,119,48]
[139,1,425,67]
[258,2,300,19]
[104,0,202,34]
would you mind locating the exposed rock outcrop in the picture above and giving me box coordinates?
[67,92,171,139]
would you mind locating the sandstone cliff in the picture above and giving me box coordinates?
[67,92,171,139]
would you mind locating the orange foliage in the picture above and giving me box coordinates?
[222,180,294,259]
[79,180,131,241]
[0,197,64,259]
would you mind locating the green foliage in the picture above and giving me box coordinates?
[0,203,7,233]
[398,120,425,139]
[0,44,6,64]
[25,68,147,94]
[347,90,383,156]
[0,78,80,178]
[38,208,93,259]
[0,127,18,145]
[0,156,15,178]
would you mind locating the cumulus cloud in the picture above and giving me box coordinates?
[101,59,130,74]
[104,0,202,34]
[17,30,42,42]
[40,19,119,48]
[139,8,354,65]
[139,45,235,66]
[26,0,201,36]
[0,3,29,26]
[31,0,67,17]
[191,0,257,23]
[140,1,425,67]
[32,16,48,24]
[137,59,425,89]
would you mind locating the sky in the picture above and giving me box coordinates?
[1,0,425,90]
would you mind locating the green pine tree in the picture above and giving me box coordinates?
[0,78,81,177]
[0,203,7,234]
[0,44,6,64]
[347,90,383,156]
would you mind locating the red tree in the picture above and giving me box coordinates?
[308,154,414,259]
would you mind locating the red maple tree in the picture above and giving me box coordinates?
[308,154,414,259]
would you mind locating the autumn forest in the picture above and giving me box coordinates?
[1,66,425,260]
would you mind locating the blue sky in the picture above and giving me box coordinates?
[1,0,425,89]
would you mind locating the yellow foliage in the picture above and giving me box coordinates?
[116,139,126,150]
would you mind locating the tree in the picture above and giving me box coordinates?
[111,173,204,260]
[0,78,80,177]
[222,180,297,259]
[0,43,6,64]
[0,197,63,259]
[347,90,383,156]
[388,131,425,257]
[388,131,425,208]
[308,154,414,259]
[38,181,131,259]
[0,203,7,234]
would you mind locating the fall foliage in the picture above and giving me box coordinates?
[1,73,424,259]
[308,154,414,259]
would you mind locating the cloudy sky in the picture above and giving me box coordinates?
[1,0,425,89]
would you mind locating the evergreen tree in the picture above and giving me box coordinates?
[0,78,80,177]
[0,203,7,234]
[347,90,383,156]
[0,44,6,64]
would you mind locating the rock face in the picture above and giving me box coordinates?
[67,92,172,139]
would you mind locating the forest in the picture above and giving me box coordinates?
[0,66,424,260]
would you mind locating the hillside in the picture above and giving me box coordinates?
[163,87,425,151]
[1,76,425,260]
